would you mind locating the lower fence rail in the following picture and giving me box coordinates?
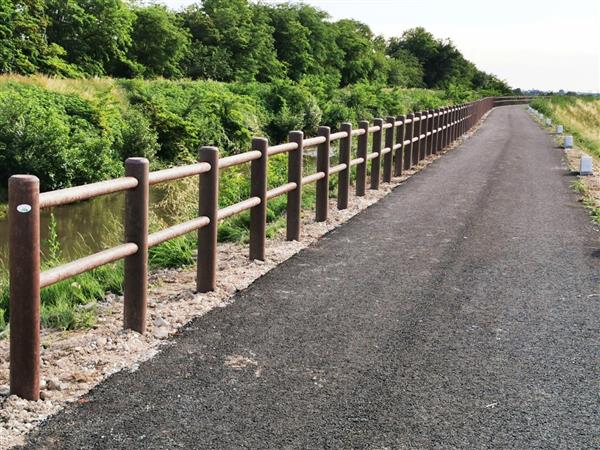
[7,96,502,399]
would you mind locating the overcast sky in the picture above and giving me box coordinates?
[161,0,600,93]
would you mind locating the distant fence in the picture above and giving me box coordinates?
[7,96,515,399]
[493,96,533,106]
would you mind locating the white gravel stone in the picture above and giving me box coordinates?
[153,317,169,328]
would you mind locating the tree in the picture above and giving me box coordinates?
[180,0,283,82]
[262,3,343,82]
[126,5,190,78]
[45,0,135,76]
[0,0,75,76]
[334,19,382,86]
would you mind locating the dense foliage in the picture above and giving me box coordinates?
[0,0,510,93]
[0,75,464,192]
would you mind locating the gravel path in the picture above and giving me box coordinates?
[23,106,600,449]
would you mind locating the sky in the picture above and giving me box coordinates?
[161,0,600,93]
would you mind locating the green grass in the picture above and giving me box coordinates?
[531,96,600,159]
[571,180,600,226]
[0,216,125,333]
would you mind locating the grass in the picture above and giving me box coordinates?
[0,216,125,333]
[531,96,600,159]
[571,179,600,226]
[531,96,600,226]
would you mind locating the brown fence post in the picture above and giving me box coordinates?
[316,126,330,221]
[250,137,268,260]
[419,112,426,161]
[9,175,40,400]
[441,107,447,149]
[414,112,422,165]
[435,108,444,154]
[450,107,456,143]
[371,118,383,190]
[124,158,149,333]
[287,131,303,241]
[197,146,219,293]
[405,113,415,170]
[429,109,436,156]
[383,117,394,182]
[394,115,405,176]
[438,108,444,152]
[425,109,434,156]
[446,107,451,145]
[431,109,440,155]
[338,122,352,209]
[422,111,430,161]
[455,106,459,141]
[356,121,369,196]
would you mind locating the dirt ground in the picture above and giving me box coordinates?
[0,117,488,450]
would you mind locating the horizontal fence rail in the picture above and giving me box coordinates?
[493,96,534,106]
[6,96,508,399]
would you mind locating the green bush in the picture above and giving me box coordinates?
[119,79,263,160]
[0,80,159,192]
[230,79,322,143]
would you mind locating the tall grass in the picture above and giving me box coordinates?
[0,215,125,332]
[531,96,600,159]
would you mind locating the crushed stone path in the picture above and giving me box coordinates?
[23,106,600,449]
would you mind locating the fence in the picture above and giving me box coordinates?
[493,96,533,107]
[6,96,511,400]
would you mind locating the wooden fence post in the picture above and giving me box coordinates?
[338,122,352,209]
[441,108,447,150]
[446,107,451,145]
[432,109,440,154]
[437,108,443,153]
[450,107,455,143]
[250,137,268,260]
[9,175,40,401]
[197,146,219,293]
[433,109,441,155]
[394,115,405,176]
[124,157,149,333]
[316,126,330,221]
[405,113,415,170]
[356,120,369,196]
[371,118,383,190]
[384,117,395,182]
[422,111,430,161]
[428,110,434,156]
[287,131,303,241]
[414,112,422,165]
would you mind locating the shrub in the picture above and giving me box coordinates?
[0,80,159,191]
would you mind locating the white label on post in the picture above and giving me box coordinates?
[16,204,32,213]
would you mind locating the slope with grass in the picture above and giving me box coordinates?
[530,96,600,159]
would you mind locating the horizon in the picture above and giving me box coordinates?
[160,0,600,93]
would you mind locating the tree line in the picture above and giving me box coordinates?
[0,0,510,93]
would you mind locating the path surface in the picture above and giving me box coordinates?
[24,106,600,449]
